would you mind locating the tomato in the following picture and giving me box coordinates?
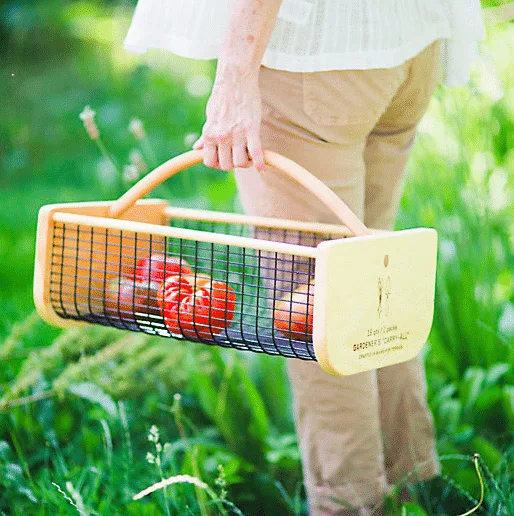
[104,276,161,318]
[273,283,314,341]
[156,275,193,311]
[161,275,236,339]
[135,253,192,283]
[156,273,211,311]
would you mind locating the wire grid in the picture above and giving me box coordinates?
[49,218,338,360]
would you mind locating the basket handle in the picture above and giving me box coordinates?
[108,149,373,236]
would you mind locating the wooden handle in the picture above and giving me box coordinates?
[108,149,372,237]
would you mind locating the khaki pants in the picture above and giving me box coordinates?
[234,40,442,514]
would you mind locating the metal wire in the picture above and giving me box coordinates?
[49,217,342,360]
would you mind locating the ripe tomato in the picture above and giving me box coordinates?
[274,283,314,341]
[161,275,236,339]
[135,253,192,283]
[156,273,211,311]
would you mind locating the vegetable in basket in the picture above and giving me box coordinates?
[135,253,192,282]
[104,276,161,318]
[274,282,314,341]
[103,254,192,318]
[159,274,237,339]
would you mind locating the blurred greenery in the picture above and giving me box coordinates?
[1,1,513,515]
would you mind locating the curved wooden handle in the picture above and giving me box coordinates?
[108,149,372,237]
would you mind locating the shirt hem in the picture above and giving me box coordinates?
[261,21,452,72]
[123,33,222,60]
[123,19,479,84]
[124,21,452,71]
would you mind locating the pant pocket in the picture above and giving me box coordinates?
[302,66,408,126]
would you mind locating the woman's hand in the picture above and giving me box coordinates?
[191,0,284,173]
[193,65,265,173]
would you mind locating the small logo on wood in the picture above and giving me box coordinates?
[378,276,392,318]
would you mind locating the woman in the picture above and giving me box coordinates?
[124,1,485,514]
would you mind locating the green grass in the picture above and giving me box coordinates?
[1,1,513,514]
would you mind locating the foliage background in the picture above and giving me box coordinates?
[0,0,513,514]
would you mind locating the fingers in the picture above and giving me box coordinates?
[232,131,250,169]
[197,126,265,172]
[247,126,265,173]
[217,135,233,171]
[202,136,219,169]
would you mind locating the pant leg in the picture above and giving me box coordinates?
[235,62,412,514]
[362,40,443,486]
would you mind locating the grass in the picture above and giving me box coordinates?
[1,1,513,514]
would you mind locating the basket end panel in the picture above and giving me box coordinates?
[33,199,172,328]
[313,228,438,376]
[33,205,88,328]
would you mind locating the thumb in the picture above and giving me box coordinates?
[192,136,204,150]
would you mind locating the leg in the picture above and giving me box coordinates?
[235,63,410,514]
[363,41,443,487]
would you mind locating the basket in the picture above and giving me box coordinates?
[34,150,437,375]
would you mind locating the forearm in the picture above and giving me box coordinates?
[216,0,283,81]
[195,0,282,171]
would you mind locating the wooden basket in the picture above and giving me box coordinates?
[34,150,437,375]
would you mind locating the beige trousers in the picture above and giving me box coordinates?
[234,41,442,514]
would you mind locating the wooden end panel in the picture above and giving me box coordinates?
[313,229,438,376]
[34,200,169,328]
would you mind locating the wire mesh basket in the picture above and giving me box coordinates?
[34,150,437,375]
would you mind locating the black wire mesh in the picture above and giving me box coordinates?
[49,217,340,360]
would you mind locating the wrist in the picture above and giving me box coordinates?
[214,60,260,87]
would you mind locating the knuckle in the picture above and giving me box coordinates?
[216,132,231,143]
[244,120,259,131]
[232,130,245,143]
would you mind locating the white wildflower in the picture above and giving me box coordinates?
[129,149,148,173]
[97,157,117,185]
[123,164,139,182]
[148,424,159,443]
[129,118,146,140]
[79,105,100,140]
[184,132,199,148]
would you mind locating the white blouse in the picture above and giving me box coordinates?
[123,0,485,86]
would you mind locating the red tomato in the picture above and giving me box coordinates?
[156,273,211,311]
[274,283,314,341]
[156,275,194,311]
[161,275,236,339]
[135,253,192,283]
